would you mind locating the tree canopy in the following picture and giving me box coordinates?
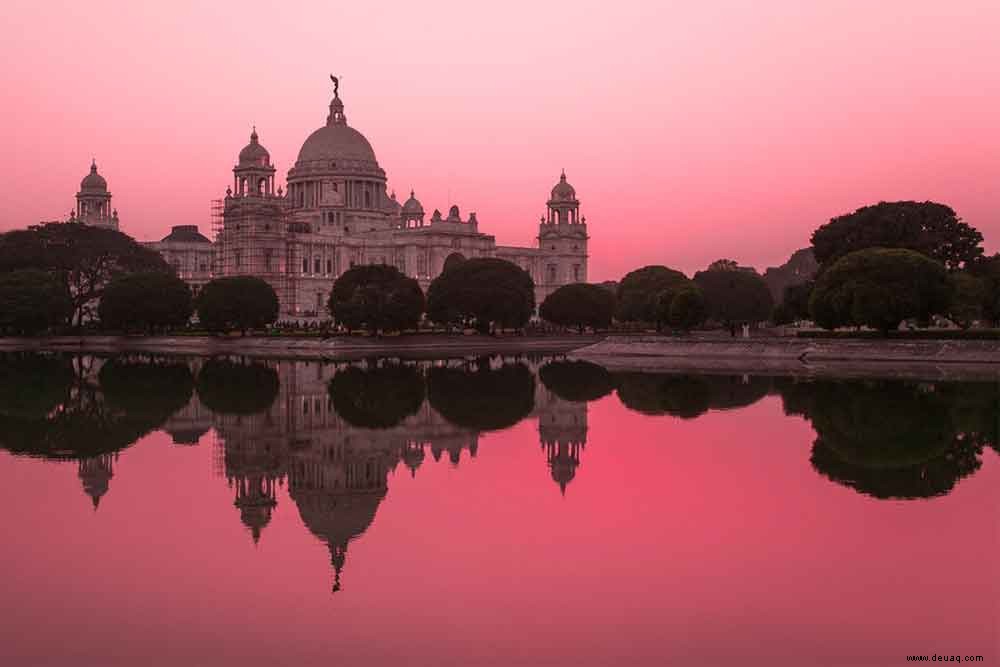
[693,267,774,324]
[810,201,983,270]
[808,248,952,332]
[426,258,535,332]
[0,222,172,325]
[0,270,72,335]
[195,276,279,333]
[99,271,192,332]
[328,264,424,333]
[615,265,692,326]
[772,281,814,325]
[663,285,706,331]
[539,283,615,331]
[968,254,1000,326]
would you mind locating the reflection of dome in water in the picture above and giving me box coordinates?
[78,453,116,509]
[290,486,385,593]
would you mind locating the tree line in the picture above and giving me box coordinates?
[1,200,998,335]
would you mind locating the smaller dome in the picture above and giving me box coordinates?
[80,160,107,192]
[550,171,576,201]
[161,225,212,244]
[402,190,424,215]
[238,127,270,167]
[446,205,461,222]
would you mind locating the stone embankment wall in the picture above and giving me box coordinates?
[570,336,1000,380]
[0,334,598,362]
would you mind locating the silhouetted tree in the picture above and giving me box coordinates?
[195,276,279,334]
[538,361,614,402]
[427,360,535,430]
[328,364,425,428]
[442,252,466,273]
[968,254,1000,326]
[809,248,952,333]
[0,270,72,335]
[196,358,280,415]
[810,201,983,270]
[693,267,774,325]
[328,265,424,333]
[426,258,535,332]
[0,223,172,325]
[664,286,706,331]
[772,281,814,325]
[540,283,615,332]
[947,272,986,329]
[615,265,693,327]
[99,272,192,332]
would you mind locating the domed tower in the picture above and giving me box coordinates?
[286,78,388,226]
[233,127,276,197]
[537,171,589,302]
[401,190,425,228]
[218,126,287,300]
[73,160,119,230]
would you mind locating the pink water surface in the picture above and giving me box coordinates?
[0,391,996,666]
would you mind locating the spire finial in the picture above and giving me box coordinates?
[91,158,97,171]
[560,168,566,180]
[250,125,258,142]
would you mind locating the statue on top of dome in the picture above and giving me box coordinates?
[330,74,340,97]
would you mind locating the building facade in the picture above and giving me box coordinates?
[72,81,591,317]
[211,83,589,316]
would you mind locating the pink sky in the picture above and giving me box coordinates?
[3,0,998,281]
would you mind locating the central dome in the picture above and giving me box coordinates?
[295,94,378,167]
[297,124,377,165]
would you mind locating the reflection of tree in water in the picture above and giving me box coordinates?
[778,379,997,499]
[328,363,425,428]
[0,352,74,419]
[614,372,772,418]
[0,353,195,507]
[700,375,772,411]
[427,359,535,431]
[99,357,194,425]
[196,358,279,416]
[538,360,614,403]
[614,373,712,418]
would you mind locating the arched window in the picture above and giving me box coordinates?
[258,178,266,194]
[364,190,371,208]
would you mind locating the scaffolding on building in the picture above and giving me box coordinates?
[210,194,308,319]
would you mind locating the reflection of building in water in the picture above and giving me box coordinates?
[177,356,592,590]
[78,453,117,509]
[533,381,589,494]
[206,359,482,592]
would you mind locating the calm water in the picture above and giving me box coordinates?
[0,353,997,666]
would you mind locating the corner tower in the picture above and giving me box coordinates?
[537,171,589,300]
[73,160,119,230]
